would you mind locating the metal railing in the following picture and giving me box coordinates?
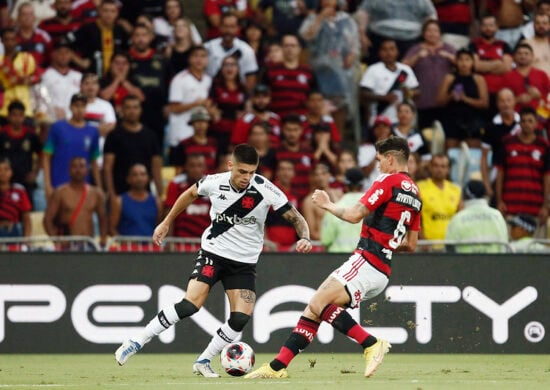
[0,235,100,252]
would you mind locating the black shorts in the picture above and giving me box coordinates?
[190,249,257,292]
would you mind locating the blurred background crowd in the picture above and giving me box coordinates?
[0,0,549,253]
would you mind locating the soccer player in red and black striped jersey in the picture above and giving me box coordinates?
[246,136,422,380]
[494,106,550,222]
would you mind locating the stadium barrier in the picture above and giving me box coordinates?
[0,252,547,354]
[0,235,100,252]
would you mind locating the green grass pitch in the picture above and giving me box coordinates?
[1,353,549,390]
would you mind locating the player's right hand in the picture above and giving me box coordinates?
[153,222,169,246]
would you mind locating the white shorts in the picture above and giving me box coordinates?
[330,252,389,308]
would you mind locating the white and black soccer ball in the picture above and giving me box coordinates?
[220,341,255,376]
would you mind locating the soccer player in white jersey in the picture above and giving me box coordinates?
[115,144,312,377]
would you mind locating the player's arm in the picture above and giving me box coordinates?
[396,230,419,252]
[312,189,369,224]
[280,205,312,253]
[153,183,199,245]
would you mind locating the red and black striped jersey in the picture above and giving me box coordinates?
[494,134,550,216]
[0,184,32,223]
[263,63,316,118]
[165,176,211,238]
[209,83,247,135]
[38,17,83,42]
[357,172,422,276]
[231,112,282,147]
[15,29,51,67]
[172,137,218,174]
[468,38,512,93]
[274,145,314,202]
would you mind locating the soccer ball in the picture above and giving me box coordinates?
[220,341,255,376]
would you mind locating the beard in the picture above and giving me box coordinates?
[252,103,268,113]
[480,31,495,40]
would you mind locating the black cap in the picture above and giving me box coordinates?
[510,214,537,233]
[70,93,87,105]
[344,167,364,186]
[253,84,270,96]
[53,38,72,50]
[463,180,486,200]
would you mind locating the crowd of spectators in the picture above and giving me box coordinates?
[0,0,549,253]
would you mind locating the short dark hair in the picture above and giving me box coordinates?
[188,45,207,57]
[8,100,25,113]
[282,113,302,126]
[519,106,537,118]
[515,42,534,54]
[122,94,141,105]
[375,136,410,163]
[232,144,259,165]
[0,156,11,167]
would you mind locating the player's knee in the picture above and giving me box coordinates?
[307,296,327,318]
[174,299,199,320]
[228,311,250,332]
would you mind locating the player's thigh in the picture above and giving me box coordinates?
[221,260,257,314]
[306,276,350,318]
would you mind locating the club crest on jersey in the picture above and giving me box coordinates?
[242,196,255,209]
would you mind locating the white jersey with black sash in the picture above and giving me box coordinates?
[197,172,290,264]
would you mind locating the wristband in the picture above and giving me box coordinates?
[301,237,311,242]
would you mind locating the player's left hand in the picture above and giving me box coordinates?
[295,238,312,253]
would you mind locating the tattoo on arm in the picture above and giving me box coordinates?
[240,289,256,304]
[282,206,310,239]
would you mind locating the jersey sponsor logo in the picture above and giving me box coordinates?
[214,213,257,225]
[395,193,422,211]
[293,327,315,342]
[219,185,230,191]
[325,306,344,324]
[368,189,384,205]
[241,196,255,209]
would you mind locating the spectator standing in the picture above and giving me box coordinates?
[42,93,101,200]
[99,52,145,115]
[0,101,42,204]
[164,18,197,74]
[445,179,509,253]
[43,156,107,247]
[167,46,213,160]
[231,84,282,147]
[262,34,316,119]
[433,0,475,50]
[242,19,268,67]
[203,0,249,40]
[0,28,39,119]
[171,107,218,175]
[495,107,550,223]
[109,163,161,237]
[128,24,171,148]
[103,95,162,199]
[436,48,489,149]
[402,19,456,130]
[275,114,314,202]
[360,39,420,128]
[14,2,51,68]
[41,38,82,121]
[468,15,513,114]
[321,167,364,252]
[265,159,299,249]
[209,53,247,151]
[0,157,32,238]
[153,0,202,47]
[299,0,360,138]
[80,72,116,167]
[480,88,520,197]
[247,122,277,180]
[258,0,307,39]
[70,0,129,76]
[502,43,549,113]
[204,13,259,93]
[301,163,343,241]
[357,115,393,189]
[489,0,535,49]
[356,0,437,63]
[331,149,358,191]
[521,0,550,40]
[392,102,431,165]
[38,0,83,42]
[71,0,100,23]
[523,12,550,77]
[417,154,462,240]
[164,153,210,239]
[10,0,56,24]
